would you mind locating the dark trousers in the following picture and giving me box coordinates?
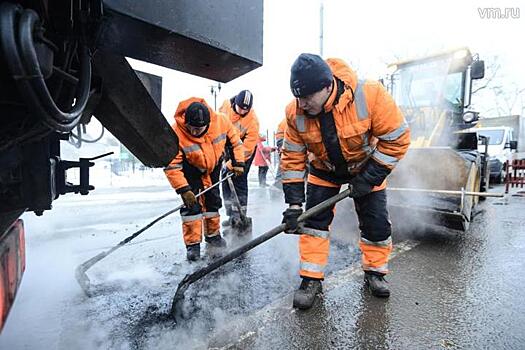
[258,166,269,186]
[304,183,391,242]
[298,183,392,279]
[179,164,222,245]
[180,164,222,217]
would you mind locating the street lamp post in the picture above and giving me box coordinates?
[319,0,324,56]
[210,82,222,110]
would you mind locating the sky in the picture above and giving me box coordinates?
[125,0,524,144]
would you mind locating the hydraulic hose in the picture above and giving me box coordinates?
[0,3,55,129]
[69,123,105,148]
[0,2,91,133]
[18,9,91,124]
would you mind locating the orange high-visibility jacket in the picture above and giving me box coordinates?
[276,117,287,142]
[219,98,260,161]
[165,98,244,193]
[281,58,410,198]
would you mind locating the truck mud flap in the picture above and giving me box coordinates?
[0,219,25,331]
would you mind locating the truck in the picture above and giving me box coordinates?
[476,115,524,152]
[0,0,263,331]
[384,47,489,231]
[470,126,518,183]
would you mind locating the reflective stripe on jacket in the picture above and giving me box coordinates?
[281,58,410,191]
[165,97,244,192]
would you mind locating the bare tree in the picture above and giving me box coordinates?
[472,55,525,117]
[472,57,501,95]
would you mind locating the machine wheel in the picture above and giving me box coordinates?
[495,168,505,184]
[479,158,490,199]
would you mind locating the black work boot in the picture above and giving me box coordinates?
[293,278,322,309]
[221,218,231,227]
[364,272,390,298]
[205,235,227,248]
[186,244,200,261]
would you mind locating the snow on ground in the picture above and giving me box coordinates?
[0,161,284,350]
[64,160,278,191]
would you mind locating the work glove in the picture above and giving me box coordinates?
[348,175,374,198]
[282,207,303,234]
[181,190,197,208]
[232,166,244,177]
[225,160,245,177]
[224,160,233,172]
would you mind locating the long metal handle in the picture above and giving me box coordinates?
[75,172,234,296]
[226,176,247,220]
[388,187,504,197]
[171,187,351,320]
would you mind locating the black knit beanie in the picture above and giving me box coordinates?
[290,53,333,97]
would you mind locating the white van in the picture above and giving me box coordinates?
[475,126,518,183]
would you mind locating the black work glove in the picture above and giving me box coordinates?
[181,190,197,207]
[282,207,303,234]
[348,175,374,198]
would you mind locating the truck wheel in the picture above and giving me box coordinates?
[496,169,505,184]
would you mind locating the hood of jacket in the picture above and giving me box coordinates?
[173,97,215,142]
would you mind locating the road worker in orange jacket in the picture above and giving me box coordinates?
[273,117,287,187]
[164,98,245,261]
[281,53,410,309]
[219,90,260,229]
[276,117,287,150]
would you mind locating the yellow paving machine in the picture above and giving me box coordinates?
[385,48,489,231]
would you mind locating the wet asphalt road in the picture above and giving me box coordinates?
[0,181,524,349]
[208,187,525,350]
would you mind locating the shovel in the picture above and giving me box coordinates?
[75,173,234,296]
[226,176,253,233]
[171,186,352,321]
